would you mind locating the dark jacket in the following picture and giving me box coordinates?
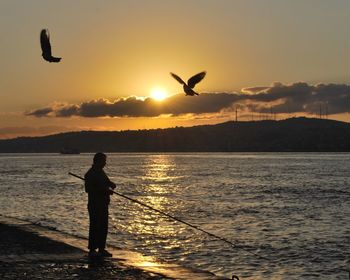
[84,165,115,205]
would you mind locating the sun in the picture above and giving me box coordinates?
[150,87,168,101]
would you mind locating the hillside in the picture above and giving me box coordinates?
[1,117,350,152]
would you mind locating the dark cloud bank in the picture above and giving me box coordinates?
[26,82,350,118]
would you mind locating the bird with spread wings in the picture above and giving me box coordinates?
[170,71,206,96]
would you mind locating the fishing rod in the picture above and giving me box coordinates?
[69,172,268,263]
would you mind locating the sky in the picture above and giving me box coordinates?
[1,0,350,138]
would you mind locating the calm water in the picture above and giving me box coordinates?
[0,153,349,279]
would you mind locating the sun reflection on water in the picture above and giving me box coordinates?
[112,155,188,249]
[141,154,178,203]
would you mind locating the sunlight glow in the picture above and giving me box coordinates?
[150,87,168,101]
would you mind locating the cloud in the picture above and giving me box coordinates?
[241,86,270,94]
[243,82,350,114]
[26,94,241,118]
[25,82,350,118]
[26,107,53,117]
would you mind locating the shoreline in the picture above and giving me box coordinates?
[0,215,228,280]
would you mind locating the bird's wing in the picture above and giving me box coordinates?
[188,71,206,88]
[40,29,52,56]
[170,72,186,85]
[50,56,62,63]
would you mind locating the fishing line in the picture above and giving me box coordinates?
[69,172,269,262]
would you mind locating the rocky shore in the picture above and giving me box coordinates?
[0,216,228,280]
[0,222,171,280]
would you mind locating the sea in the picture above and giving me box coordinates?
[0,153,349,279]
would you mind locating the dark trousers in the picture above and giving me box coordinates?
[88,202,108,250]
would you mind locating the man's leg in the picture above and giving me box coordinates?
[98,204,108,250]
[88,204,99,251]
[97,205,112,257]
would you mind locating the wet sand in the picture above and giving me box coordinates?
[0,216,228,280]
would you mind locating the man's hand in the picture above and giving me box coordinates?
[110,182,116,189]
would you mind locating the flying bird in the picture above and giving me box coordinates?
[170,71,206,96]
[40,29,61,63]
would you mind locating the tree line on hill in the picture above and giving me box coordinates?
[0,117,350,153]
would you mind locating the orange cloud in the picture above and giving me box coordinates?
[26,82,350,118]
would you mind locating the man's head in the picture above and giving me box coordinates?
[93,152,107,168]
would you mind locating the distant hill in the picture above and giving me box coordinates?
[1,117,350,152]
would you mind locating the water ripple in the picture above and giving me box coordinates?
[0,153,349,279]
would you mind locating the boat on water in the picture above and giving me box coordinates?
[60,147,80,154]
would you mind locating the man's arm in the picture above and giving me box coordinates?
[102,170,116,189]
[85,170,111,194]
[108,181,116,190]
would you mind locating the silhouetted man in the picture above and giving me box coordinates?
[85,152,116,258]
